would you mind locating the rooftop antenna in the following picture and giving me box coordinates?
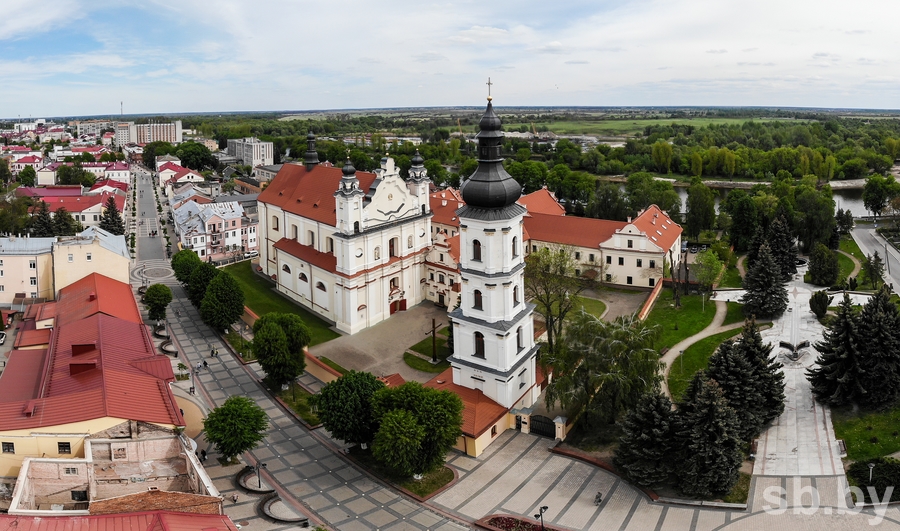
[120,101,123,117]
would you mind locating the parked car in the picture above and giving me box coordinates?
[244,250,259,259]
[701,244,708,252]
[690,246,699,253]
[0,331,7,345]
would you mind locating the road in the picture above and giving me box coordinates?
[851,226,900,291]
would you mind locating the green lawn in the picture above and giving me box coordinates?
[224,330,255,360]
[223,261,339,346]
[838,251,855,280]
[405,330,453,373]
[722,472,752,504]
[348,446,455,498]
[643,293,717,352]
[404,352,450,373]
[840,236,866,264]
[318,356,348,375]
[722,302,746,326]
[277,384,320,426]
[832,405,900,461]
[667,328,743,401]
[574,296,607,318]
[719,266,743,289]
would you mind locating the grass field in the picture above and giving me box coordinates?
[643,293,717,352]
[223,261,339,346]
[529,117,765,137]
[405,329,453,373]
[574,296,607,318]
[832,405,900,461]
[277,384,320,426]
[722,302,746,326]
[840,236,866,264]
[719,266,743,289]
[838,251,856,280]
[667,328,743,400]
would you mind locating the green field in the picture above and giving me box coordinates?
[574,296,607,318]
[643,293,717,352]
[529,118,765,137]
[668,328,743,401]
[832,405,900,461]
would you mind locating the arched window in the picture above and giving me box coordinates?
[512,236,518,257]
[374,247,381,260]
[389,238,397,257]
[326,237,334,253]
[298,272,308,282]
[272,216,279,231]
[308,231,315,248]
[282,264,291,274]
[473,290,483,310]
[472,239,482,261]
[390,277,399,290]
[315,281,326,292]
[407,235,413,248]
[517,326,523,350]
[353,221,360,233]
[474,332,485,358]
[513,286,520,306]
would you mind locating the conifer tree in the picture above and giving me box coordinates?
[857,286,900,407]
[53,207,76,236]
[746,224,766,267]
[766,215,797,281]
[734,318,785,424]
[862,252,885,290]
[99,195,125,235]
[614,392,674,488]
[706,341,763,442]
[674,372,743,498]
[807,294,865,406]
[741,242,788,319]
[31,201,54,237]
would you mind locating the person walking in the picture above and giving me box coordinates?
[196,361,203,372]
[202,360,209,369]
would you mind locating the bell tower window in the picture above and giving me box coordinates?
[474,332,485,358]
[472,239,482,262]
[473,290,483,310]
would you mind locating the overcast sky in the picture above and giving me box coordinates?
[2,0,899,118]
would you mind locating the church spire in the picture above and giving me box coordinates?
[304,132,319,171]
[459,90,521,209]
[335,157,363,197]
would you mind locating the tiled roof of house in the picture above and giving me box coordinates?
[14,328,52,349]
[447,234,460,263]
[378,373,407,388]
[523,212,626,249]
[90,179,129,193]
[0,511,239,531]
[258,163,377,226]
[158,162,187,174]
[628,204,683,252]
[429,189,464,227]
[16,185,84,198]
[518,187,566,216]
[37,192,125,214]
[425,368,508,438]
[273,238,337,273]
[16,155,43,164]
[53,272,143,325]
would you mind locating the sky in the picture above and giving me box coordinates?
[2,0,899,118]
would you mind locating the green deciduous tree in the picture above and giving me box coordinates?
[809,243,840,286]
[200,272,245,331]
[312,371,386,446]
[809,290,833,320]
[741,242,788,319]
[685,178,716,240]
[857,286,900,407]
[807,294,865,406]
[723,190,758,253]
[794,185,835,253]
[674,373,743,498]
[30,201,54,237]
[613,392,674,488]
[651,140,673,173]
[692,249,722,313]
[863,174,897,222]
[372,409,424,478]
[861,251,885,289]
[171,249,202,283]
[18,166,36,187]
[545,312,661,427]
[99,195,125,235]
[251,313,309,388]
[187,262,220,307]
[524,246,584,354]
[144,283,173,322]
[203,395,268,461]
[586,182,629,221]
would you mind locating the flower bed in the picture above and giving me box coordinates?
[474,514,565,531]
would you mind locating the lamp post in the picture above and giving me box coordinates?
[869,462,876,483]
[533,505,548,531]
[253,462,267,488]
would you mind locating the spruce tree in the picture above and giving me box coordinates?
[734,318,785,424]
[99,195,125,235]
[706,341,763,442]
[674,372,743,498]
[807,294,865,406]
[766,215,797,281]
[746,224,766,267]
[809,243,839,287]
[857,286,900,407]
[613,392,674,488]
[741,242,788,319]
[53,207,76,236]
[31,201,54,237]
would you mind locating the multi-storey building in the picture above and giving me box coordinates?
[173,201,258,261]
[115,121,183,147]
[227,137,274,167]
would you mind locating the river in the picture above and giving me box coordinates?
[672,186,869,218]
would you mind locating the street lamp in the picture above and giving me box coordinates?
[533,506,548,531]
[253,462,267,488]
[869,462,876,483]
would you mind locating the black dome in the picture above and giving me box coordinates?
[460,100,521,209]
[411,149,424,166]
[342,158,356,177]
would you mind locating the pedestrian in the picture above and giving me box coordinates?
[210,348,215,358]
[189,386,195,395]
[200,449,207,462]
[179,408,184,417]
[231,493,239,504]
[214,348,219,358]
[196,362,202,372]
[202,360,209,369]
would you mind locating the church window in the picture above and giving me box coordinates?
[299,273,308,282]
[429,272,434,281]
[354,221,360,233]
[282,264,291,274]
[439,274,445,284]
[308,231,315,248]
[407,235,413,248]
[474,332,485,358]
[519,369,527,389]
[316,281,326,291]
[517,326,523,350]
[512,236,518,257]
[472,240,482,261]
[390,277,399,290]
[272,216,279,231]
[327,237,334,253]
[491,425,498,437]
[473,290,483,310]
[627,239,633,248]
[374,247,381,260]
[513,286,520,305]
[389,237,398,258]
[291,225,298,240]
[450,278,455,286]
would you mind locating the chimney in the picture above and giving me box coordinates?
[88,292,96,301]
[627,216,632,223]
[304,132,319,171]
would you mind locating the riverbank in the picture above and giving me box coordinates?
[600,175,866,190]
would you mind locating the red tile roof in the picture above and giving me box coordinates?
[0,511,238,531]
[447,234,460,263]
[429,189,464,227]
[15,155,43,164]
[273,238,337,273]
[518,187,565,216]
[425,368,509,438]
[630,204,682,252]
[158,162,187,173]
[90,179,129,192]
[378,373,406,388]
[0,348,47,401]
[53,273,143,325]
[523,212,625,250]
[35,192,125,214]
[14,328,52,348]
[259,163,377,226]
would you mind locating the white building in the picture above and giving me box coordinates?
[173,200,258,261]
[227,137,274,167]
[115,121,183,147]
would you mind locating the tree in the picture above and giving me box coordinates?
[142,141,176,168]
[808,243,840,286]
[863,174,897,222]
[171,249,203,284]
[544,312,661,427]
[809,290,833,320]
[30,201,54,237]
[251,313,309,388]
[741,242,788,319]
[312,371,386,446]
[861,251,885,289]
[203,395,268,461]
[674,373,743,497]
[706,341,763,442]
[52,207,76,236]
[175,141,217,170]
[723,190,758,253]
[0,159,11,186]
[685,178,715,240]
[98,195,125,235]
[372,382,463,476]
[857,286,900,407]
[200,272,245,331]
[586,182,629,221]
[692,249,722,313]
[734,318,785,424]
[18,166,36,187]
[613,392,674,488]
[524,246,584,354]
[690,152,703,177]
[57,164,94,186]
[144,284,173,322]
[835,208,854,235]
[187,262,220,307]
[372,409,424,478]
[807,294,865,406]
[766,216,797,281]
[794,185,835,253]
[651,140,673,173]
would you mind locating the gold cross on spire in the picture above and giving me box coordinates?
[486,77,493,101]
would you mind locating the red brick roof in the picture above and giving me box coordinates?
[158,162,187,173]
[518,187,565,216]
[630,204,682,252]
[14,328,51,348]
[90,179,129,192]
[0,511,238,531]
[523,212,625,250]
[425,368,508,438]
[273,238,338,273]
[259,163,378,226]
[53,273,143,325]
[447,234,460,263]
[36,192,125,214]
[378,373,407,388]
[429,189,464,227]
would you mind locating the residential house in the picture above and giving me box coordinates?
[173,201,258,261]
[9,156,43,176]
